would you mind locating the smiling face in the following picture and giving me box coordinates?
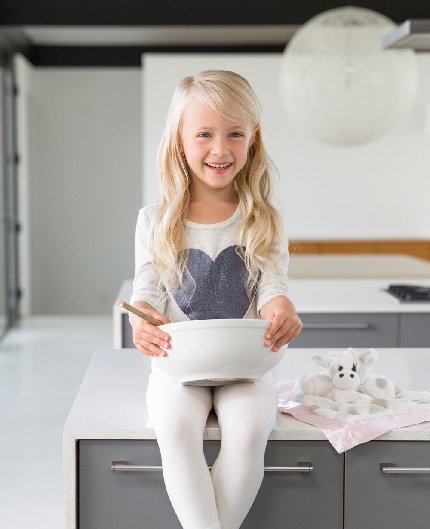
[180,99,258,196]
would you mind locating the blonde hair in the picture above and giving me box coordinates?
[149,69,287,304]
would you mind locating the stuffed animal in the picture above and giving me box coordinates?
[294,347,408,418]
[278,348,430,421]
[300,347,400,400]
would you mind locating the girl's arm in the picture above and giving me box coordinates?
[130,206,171,357]
[257,236,302,349]
[130,206,167,314]
[259,295,302,351]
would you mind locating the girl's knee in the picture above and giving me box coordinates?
[155,415,206,445]
[217,399,278,442]
[223,417,275,451]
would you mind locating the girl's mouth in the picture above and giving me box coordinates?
[204,162,233,174]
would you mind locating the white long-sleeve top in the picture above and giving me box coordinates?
[130,203,289,322]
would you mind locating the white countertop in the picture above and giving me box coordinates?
[63,347,430,528]
[116,277,430,315]
[289,278,430,313]
[64,348,430,441]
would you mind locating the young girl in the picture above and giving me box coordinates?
[129,70,302,529]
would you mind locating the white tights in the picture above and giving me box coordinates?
[145,367,279,529]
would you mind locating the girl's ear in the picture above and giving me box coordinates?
[250,126,259,147]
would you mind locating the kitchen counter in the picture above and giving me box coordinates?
[64,347,430,528]
[289,278,430,313]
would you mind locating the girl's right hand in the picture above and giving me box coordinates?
[129,302,171,357]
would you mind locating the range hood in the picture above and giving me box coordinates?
[382,19,430,50]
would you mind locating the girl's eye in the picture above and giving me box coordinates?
[196,132,244,138]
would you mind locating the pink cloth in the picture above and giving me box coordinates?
[277,379,430,453]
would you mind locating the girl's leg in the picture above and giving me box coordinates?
[211,371,279,529]
[146,368,221,529]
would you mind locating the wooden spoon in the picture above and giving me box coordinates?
[116,299,164,326]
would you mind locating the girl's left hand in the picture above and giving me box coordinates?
[259,295,303,351]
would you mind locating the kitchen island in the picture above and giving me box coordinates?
[64,347,430,529]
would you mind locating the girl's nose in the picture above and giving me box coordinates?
[211,138,228,156]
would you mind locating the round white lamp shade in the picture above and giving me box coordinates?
[279,6,418,146]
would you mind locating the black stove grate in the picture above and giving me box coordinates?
[385,284,430,302]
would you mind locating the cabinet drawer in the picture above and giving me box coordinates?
[290,313,398,348]
[399,314,430,347]
[345,441,430,529]
[79,440,183,529]
[242,441,343,529]
[79,440,343,529]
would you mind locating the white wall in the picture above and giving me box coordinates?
[142,52,430,239]
[26,67,142,314]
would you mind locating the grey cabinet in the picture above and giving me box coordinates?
[243,441,343,529]
[79,438,430,529]
[290,313,398,348]
[79,440,182,529]
[120,311,430,348]
[121,312,134,348]
[399,314,430,347]
[345,441,430,529]
[79,439,343,529]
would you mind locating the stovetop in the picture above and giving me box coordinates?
[385,284,430,302]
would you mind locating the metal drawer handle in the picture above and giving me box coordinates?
[111,461,313,473]
[381,463,430,474]
[303,323,371,330]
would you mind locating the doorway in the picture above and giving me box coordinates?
[0,51,20,341]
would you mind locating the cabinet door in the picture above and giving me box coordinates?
[242,440,343,529]
[399,314,430,347]
[345,441,430,529]
[79,440,343,529]
[79,440,183,529]
[289,313,398,348]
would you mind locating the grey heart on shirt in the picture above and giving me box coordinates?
[172,246,257,320]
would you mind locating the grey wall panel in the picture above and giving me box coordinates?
[30,69,141,314]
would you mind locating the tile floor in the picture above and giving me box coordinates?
[0,315,112,529]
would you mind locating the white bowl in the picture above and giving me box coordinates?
[152,319,287,386]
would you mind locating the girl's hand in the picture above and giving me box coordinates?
[129,301,171,357]
[259,295,303,351]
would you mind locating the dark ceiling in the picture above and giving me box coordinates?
[0,0,428,25]
[1,1,429,66]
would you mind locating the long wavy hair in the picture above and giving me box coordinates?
[149,69,287,304]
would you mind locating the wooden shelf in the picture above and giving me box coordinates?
[290,240,430,261]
